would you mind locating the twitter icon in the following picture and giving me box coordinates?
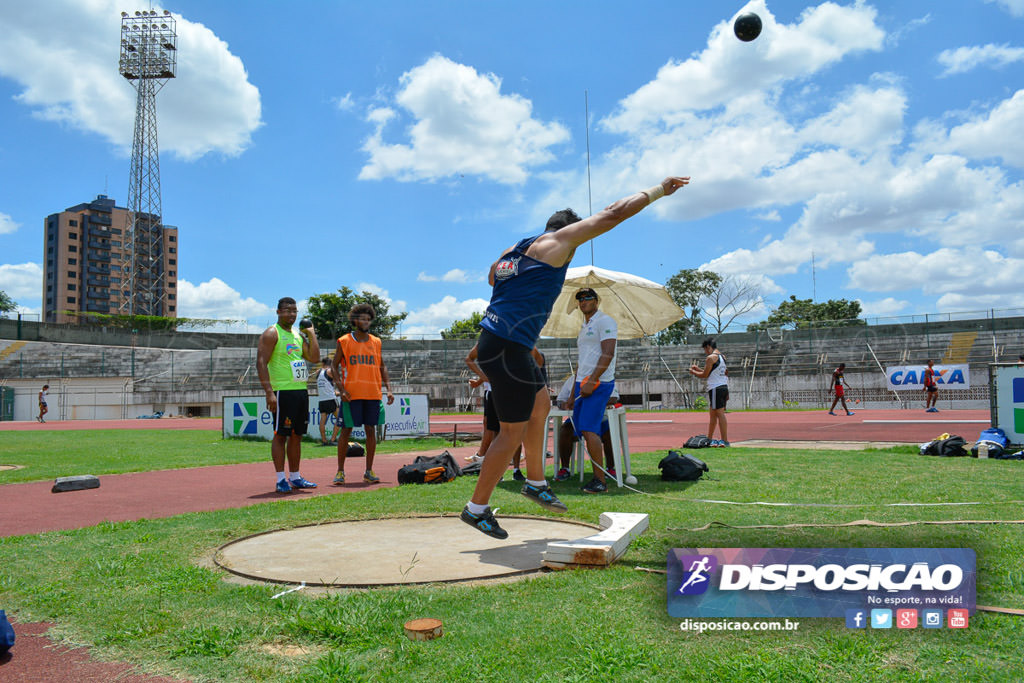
[870,609,893,629]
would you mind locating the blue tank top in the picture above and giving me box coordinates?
[480,236,569,348]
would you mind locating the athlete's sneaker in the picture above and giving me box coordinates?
[926,407,939,413]
[333,471,345,485]
[554,468,571,482]
[846,411,855,416]
[290,477,317,489]
[363,470,380,483]
[582,478,608,494]
[710,440,723,447]
[719,441,731,448]
[460,505,508,540]
[275,479,292,493]
[606,467,616,477]
[828,411,836,416]
[521,483,568,512]
[512,469,526,482]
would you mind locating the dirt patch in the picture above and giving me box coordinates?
[259,642,322,658]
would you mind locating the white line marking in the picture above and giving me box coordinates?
[862,419,989,424]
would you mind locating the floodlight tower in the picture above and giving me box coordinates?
[118,9,177,316]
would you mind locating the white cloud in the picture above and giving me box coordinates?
[0,262,43,301]
[335,92,355,111]
[416,268,483,283]
[858,297,910,317]
[985,0,1024,17]
[938,44,1024,76]
[602,1,884,133]
[353,282,408,315]
[401,295,489,337]
[0,212,20,235]
[177,277,273,320]
[922,90,1024,169]
[359,54,570,184]
[848,248,1024,310]
[0,1,261,160]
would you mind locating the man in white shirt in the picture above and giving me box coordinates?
[569,288,617,493]
[316,358,341,446]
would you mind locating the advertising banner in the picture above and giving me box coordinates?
[667,548,975,619]
[885,364,970,391]
[223,394,429,441]
[991,364,1024,443]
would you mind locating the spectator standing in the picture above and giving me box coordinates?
[569,288,617,493]
[256,297,320,493]
[689,338,730,447]
[332,304,395,485]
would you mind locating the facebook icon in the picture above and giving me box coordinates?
[845,609,867,629]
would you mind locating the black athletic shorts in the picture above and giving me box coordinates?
[708,385,729,411]
[483,390,500,433]
[926,385,938,393]
[319,399,338,415]
[273,389,309,437]
[476,328,545,424]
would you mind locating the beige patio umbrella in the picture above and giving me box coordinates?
[539,265,686,339]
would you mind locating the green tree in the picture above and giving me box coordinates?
[440,311,485,340]
[0,289,15,315]
[308,287,408,339]
[747,295,865,331]
[655,269,722,345]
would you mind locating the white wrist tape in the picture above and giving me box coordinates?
[645,184,665,203]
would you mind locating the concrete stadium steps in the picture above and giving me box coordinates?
[3,317,1022,413]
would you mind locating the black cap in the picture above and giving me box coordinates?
[575,288,598,300]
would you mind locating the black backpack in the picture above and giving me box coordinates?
[658,451,709,481]
[397,451,461,484]
[684,435,712,449]
[920,436,968,457]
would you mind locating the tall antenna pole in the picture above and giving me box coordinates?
[585,90,594,265]
[811,250,817,301]
[118,9,176,317]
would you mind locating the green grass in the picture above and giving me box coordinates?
[0,430,462,483]
[1,434,1023,682]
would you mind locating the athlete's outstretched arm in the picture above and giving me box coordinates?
[529,176,689,266]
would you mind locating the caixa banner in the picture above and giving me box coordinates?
[886,365,969,391]
[667,548,975,618]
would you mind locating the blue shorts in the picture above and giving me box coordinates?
[341,399,382,428]
[572,380,615,438]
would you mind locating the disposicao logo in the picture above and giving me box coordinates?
[667,548,975,619]
[676,555,717,595]
[233,401,259,435]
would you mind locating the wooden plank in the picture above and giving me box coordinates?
[541,512,649,567]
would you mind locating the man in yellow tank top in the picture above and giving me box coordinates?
[331,303,394,485]
[256,297,321,493]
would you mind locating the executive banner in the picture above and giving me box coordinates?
[222,394,429,441]
[885,364,970,391]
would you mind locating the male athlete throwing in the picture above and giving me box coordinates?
[461,175,690,539]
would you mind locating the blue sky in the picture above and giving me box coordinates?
[2,0,1024,335]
